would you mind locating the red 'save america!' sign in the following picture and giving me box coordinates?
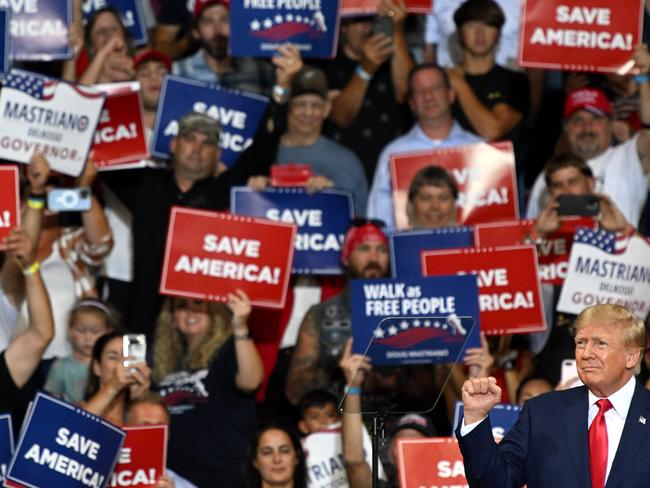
[160,207,296,308]
[422,245,547,335]
[519,0,644,73]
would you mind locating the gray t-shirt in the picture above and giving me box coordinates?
[276,136,368,216]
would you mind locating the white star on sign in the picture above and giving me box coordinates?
[434,321,441,328]
[275,14,283,23]
[423,320,431,327]
[374,328,385,339]
[400,321,409,330]
[413,319,421,327]
[388,325,398,336]
[250,19,261,31]
[263,18,273,28]
[286,13,294,21]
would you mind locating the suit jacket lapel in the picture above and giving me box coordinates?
[564,386,590,487]
[606,382,650,488]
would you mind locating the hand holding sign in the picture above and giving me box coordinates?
[461,376,502,425]
[377,0,408,28]
[227,289,252,330]
[272,44,304,92]
[632,43,650,74]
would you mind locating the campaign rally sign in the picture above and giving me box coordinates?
[0,8,8,76]
[474,217,596,285]
[151,75,268,167]
[389,226,473,278]
[109,425,167,488]
[0,414,14,484]
[160,206,296,308]
[0,69,105,177]
[519,0,644,73]
[452,401,521,441]
[8,0,71,61]
[397,438,467,488]
[229,0,340,58]
[390,142,518,230]
[422,245,547,335]
[5,392,125,488]
[82,0,148,46]
[93,82,148,171]
[303,424,384,487]
[231,187,353,275]
[341,0,432,15]
[0,165,20,247]
[557,228,650,319]
[351,275,480,366]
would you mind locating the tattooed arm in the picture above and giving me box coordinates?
[285,309,328,405]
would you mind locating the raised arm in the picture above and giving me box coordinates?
[228,289,264,392]
[339,339,373,488]
[3,228,54,388]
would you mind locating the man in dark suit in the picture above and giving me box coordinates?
[456,304,650,488]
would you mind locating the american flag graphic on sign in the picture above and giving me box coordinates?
[4,71,56,100]
[373,315,469,348]
[573,227,630,255]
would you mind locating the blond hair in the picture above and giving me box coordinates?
[574,304,646,369]
[152,298,232,382]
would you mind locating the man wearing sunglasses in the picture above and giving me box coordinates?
[285,220,389,405]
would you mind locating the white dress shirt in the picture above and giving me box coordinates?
[587,375,636,483]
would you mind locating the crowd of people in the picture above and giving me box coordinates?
[1,0,650,487]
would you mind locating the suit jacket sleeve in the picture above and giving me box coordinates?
[456,402,531,488]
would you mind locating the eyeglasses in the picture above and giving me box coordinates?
[350,218,386,228]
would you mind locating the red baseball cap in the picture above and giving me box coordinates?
[563,88,612,119]
[133,49,172,72]
[194,0,230,20]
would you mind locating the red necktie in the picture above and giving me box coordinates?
[589,398,613,488]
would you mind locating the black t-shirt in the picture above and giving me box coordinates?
[319,54,409,184]
[452,64,529,161]
[157,337,256,487]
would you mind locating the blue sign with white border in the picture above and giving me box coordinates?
[9,0,71,61]
[151,74,269,167]
[0,9,9,77]
[6,392,125,488]
[231,187,353,275]
[82,0,148,46]
[0,414,14,484]
[229,0,341,58]
[351,275,481,366]
[390,226,473,278]
[453,401,521,439]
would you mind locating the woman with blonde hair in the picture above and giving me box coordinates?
[152,289,264,488]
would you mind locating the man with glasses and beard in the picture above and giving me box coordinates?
[285,219,389,405]
[173,0,274,96]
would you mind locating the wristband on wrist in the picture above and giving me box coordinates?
[22,261,41,276]
[355,65,372,82]
[633,74,650,85]
[345,385,362,395]
[27,198,45,210]
[234,329,251,341]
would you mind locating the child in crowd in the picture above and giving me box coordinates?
[44,299,115,403]
[298,390,341,435]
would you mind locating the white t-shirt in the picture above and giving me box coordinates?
[526,136,649,226]
[425,0,523,70]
